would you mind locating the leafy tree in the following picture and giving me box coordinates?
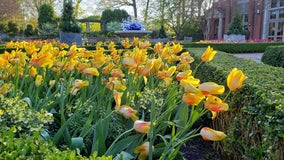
[158,25,167,38]
[24,24,36,36]
[7,21,18,35]
[227,13,245,35]
[101,9,129,24]
[60,0,81,33]
[38,3,58,37]
[38,3,57,29]
[0,0,21,22]
[0,23,7,33]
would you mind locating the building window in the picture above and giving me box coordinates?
[271,0,277,8]
[277,22,283,36]
[280,0,284,6]
[271,0,278,8]
[269,22,275,36]
[280,9,284,18]
[270,10,277,19]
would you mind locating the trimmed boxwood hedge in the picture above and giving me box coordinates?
[182,42,284,53]
[188,47,284,160]
[261,45,284,68]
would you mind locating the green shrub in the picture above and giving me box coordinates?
[182,42,284,53]
[261,46,284,68]
[60,1,81,33]
[0,128,112,160]
[7,21,18,36]
[189,47,284,160]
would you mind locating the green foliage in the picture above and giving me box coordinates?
[158,25,167,38]
[38,3,57,29]
[261,46,284,68]
[180,18,203,41]
[0,94,54,134]
[189,48,284,160]
[182,42,284,53]
[60,1,81,33]
[0,128,112,159]
[227,13,245,35]
[106,21,122,32]
[0,22,7,33]
[38,22,59,38]
[24,24,37,36]
[101,9,129,24]
[7,21,18,35]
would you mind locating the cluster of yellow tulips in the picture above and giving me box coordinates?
[0,38,246,159]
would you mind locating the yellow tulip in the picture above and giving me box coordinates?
[199,82,225,95]
[227,68,247,91]
[200,127,227,141]
[0,83,10,94]
[182,92,204,106]
[35,75,43,87]
[201,46,217,62]
[139,60,154,76]
[134,142,154,160]
[29,67,37,77]
[204,95,229,120]
[82,67,99,76]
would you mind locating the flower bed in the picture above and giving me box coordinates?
[0,39,245,159]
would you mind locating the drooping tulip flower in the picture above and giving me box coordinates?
[69,79,89,95]
[199,82,225,95]
[176,70,192,81]
[182,92,204,106]
[118,105,138,121]
[139,60,154,76]
[204,95,229,120]
[200,127,227,141]
[201,46,217,62]
[227,68,246,91]
[134,142,154,160]
[133,120,151,134]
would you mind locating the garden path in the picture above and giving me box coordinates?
[233,53,263,63]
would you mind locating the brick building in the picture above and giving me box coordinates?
[205,0,284,41]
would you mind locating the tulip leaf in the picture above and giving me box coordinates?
[174,104,189,132]
[70,137,84,151]
[21,97,32,108]
[113,151,134,160]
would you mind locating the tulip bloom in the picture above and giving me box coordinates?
[134,142,154,160]
[199,82,225,95]
[201,46,217,62]
[29,66,37,77]
[35,75,43,87]
[204,95,229,119]
[200,127,227,141]
[118,105,138,121]
[139,60,154,76]
[182,92,204,106]
[69,79,89,95]
[114,90,123,108]
[227,68,246,91]
[82,67,99,76]
[133,120,151,134]
[0,83,10,94]
[176,70,192,81]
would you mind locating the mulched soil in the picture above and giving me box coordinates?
[180,136,222,160]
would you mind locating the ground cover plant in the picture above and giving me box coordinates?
[0,39,246,159]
